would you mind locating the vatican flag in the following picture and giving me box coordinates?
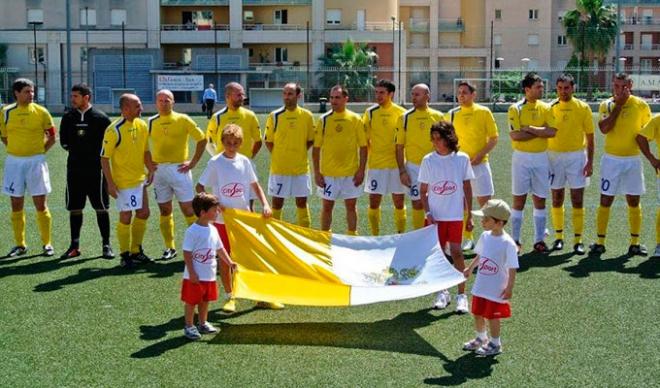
[223,209,465,306]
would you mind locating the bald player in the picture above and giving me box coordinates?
[148,89,207,260]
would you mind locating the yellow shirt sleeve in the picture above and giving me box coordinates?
[206,116,218,144]
[41,107,55,130]
[101,127,118,158]
[395,114,406,145]
[641,101,652,128]
[508,105,521,131]
[264,112,275,142]
[249,112,261,143]
[356,116,367,147]
[640,115,660,141]
[313,116,324,147]
[544,105,556,128]
[362,109,372,141]
[185,115,205,142]
[0,109,6,138]
[306,112,315,142]
[583,104,595,134]
[485,109,498,138]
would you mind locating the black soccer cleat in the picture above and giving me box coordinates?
[627,244,648,257]
[102,245,115,259]
[160,248,177,261]
[533,241,549,253]
[589,243,606,254]
[119,252,134,269]
[573,243,586,255]
[60,246,81,260]
[551,239,564,251]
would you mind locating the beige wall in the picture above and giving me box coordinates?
[326,0,397,27]
[246,44,308,64]
[243,5,311,26]
[461,0,485,47]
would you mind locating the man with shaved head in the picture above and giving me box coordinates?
[148,89,207,260]
[395,83,445,230]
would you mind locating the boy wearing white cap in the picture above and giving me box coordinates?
[463,199,519,356]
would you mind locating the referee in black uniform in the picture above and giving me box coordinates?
[59,84,114,259]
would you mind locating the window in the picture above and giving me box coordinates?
[243,10,254,22]
[111,9,127,26]
[641,58,653,71]
[27,9,43,24]
[528,34,539,45]
[274,9,288,24]
[80,8,96,26]
[326,9,341,25]
[182,48,192,65]
[275,47,288,63]
[495,9,502,20]
[493,34,502,46]
[557,35,567,46]
[643,9,653,25]
[529,9,539,20]
[28,47,45,64]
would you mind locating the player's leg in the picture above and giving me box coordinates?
[532,195,548,252]
[158,200,177,260]
[656,177,660,256]
[271,196,285,220]
[345,197,358,235]
[62,169,86,258]
[131,186,151,261]
[179,201,197,225]
[368,194,383,235]
[626,194,646,256]
[447,221,468,312]
[510,153,531,250]
[321,199,335,231]
[365,169,385,235]
[592,155,620,253]
[569,188,585,254]
[295,196,310,228]
[9,196,27,255]
[290,174,311,227]
[407,163,425,229]
[551,188,565,250]
[511,194,526,251]
[392,193,406,234]
[155,167,177,259]
[32,194,53,256]
[117,210,133,267]
[172,167,197,226]
[27,156,53,255]
[593,194,614,253]
[89,171,113,258]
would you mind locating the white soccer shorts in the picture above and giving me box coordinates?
[599,154,644,196]
[117,183,146,212]
[406,162,422,200]
[364,168,406,195]
[317,176,363,201]
[471,161,495,197]
[511,150,550,198]
[548,150,589,190]
[2,154,51,197]
[268,174,312,198]
[153,163,195,203]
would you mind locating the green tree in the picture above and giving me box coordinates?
[563,0,618,98]
[318,38,378,102]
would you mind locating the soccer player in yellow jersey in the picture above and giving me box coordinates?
[395,83,445,230]
[265,83,315,227]
[148,89,207,260]
[363,79,407,235]
[0,78,56,257]
[101,94,155,268]
[313,85,367,234]
[591,73,652,256]
[636,114,660,256]
[448,81,498,251]
[508,72,557,253]
[547,74,594,255]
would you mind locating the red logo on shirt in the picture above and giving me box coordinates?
[221,183,245,198]
[431,180,457,195]
[478,258,499,276]
[192,248,215,264]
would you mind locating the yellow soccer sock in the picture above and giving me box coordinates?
[572,207,584,245]
[296,206,310,228]
[394,207,407,234]
[347,230,358,236]
[596,206,611,245]
[272,208,283,220]
[463,210,474,241]
[11,210,26,247]
[159,214,175,249]
[117,222,131,254]
[551,206,565,241]
[36,209,52,246]
[412,208,426,230]
[628,205,642,245]
[367,207,381,236]
[185,214,197,226]
[130,217,148,253]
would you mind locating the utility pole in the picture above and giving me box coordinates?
[66,0,72,100]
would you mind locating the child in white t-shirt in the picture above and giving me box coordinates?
[181,192,236,340]
[419,121,474,313]
[463,199,519,356]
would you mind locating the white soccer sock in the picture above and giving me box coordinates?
[511,209,524,242]
[476,330,488,340]
[490,336,501,346]
[533,208,547,243]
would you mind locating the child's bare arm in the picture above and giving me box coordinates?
[464,254,480,278]
[250,181,272,217]
[463,180,473,231]
[501,268,516,299]
[217,247,237,270]
[183,250,199,283]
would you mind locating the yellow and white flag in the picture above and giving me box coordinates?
[224,209,465,306]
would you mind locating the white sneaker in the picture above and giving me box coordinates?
[461,240,475,252]
[654,244,660,257]
[433,290,451,309]
[456,294,469,314]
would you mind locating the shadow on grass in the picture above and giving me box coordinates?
[424,352,499,386]
[0,255,100,279]
[562,252,631,278]
[33,260,182,292]
[517,251,575,273]
[620,256,660,279]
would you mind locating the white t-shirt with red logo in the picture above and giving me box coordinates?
[182,223,224,281]
[198,152,258,223]
[471,230,519,304]
[418,151,474,221]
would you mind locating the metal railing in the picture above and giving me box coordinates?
[438,18,465,32]
[161,24,229,31]
[243,23,306,31]
[408,18,430,33]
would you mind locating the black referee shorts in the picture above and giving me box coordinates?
[65,168,109,211]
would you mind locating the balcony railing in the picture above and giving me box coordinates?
[621,17,660,25]
[640,43,660,50]
[438,18,465,32]
[161,23,229,30]
[243,0,311,4]
[161,0,229,5]
[243,23,306,30]
[408,18,429,33]
[351,22,398,31]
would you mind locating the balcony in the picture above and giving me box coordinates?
[160,25,230,44]
[408,18,429,33]
[640,43,660,50]
[621,17,660,26]
[161,0,229,5]
[243,0,311,4]
[243,23,306,31]
[438,18,465,32]
[162,24,229,31]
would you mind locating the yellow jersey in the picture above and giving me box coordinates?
[395,107,445,165]
[206,106,261,157]
[101,117,149,189]
[447,103,498,161]
[314,109,367,177]
[264,105,315,175]
[599,95,652,157]
[548,97,594,152]
[508,99,554,153]
[148,111,205,163]
[0,102,54,156]
[363,102,406,169]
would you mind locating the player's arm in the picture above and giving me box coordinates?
[250,116,263,158]
[636,134,660,171]
[353,146,367,186]
[0,119,6,146]
[522,125,556,138]
[584,133,595,177]
[44,126,56,151]
[59,115,70,151]
[396,145,411,187]
[251,139,262,158]
[100,157,118,198]
[144,150,155,185]
[472,136,498,165]
[509,129,536,141]
[183,250,199,284]
[264,113,275,153]
[312,146,324,188]
[179,137,207,173]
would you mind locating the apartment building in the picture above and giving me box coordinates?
[606,0,660,74]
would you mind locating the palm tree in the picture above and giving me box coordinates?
[563,0,618,98]
[318,38,378,102]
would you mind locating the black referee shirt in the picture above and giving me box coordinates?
[60,105,111,170]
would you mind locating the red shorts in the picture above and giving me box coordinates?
[181,279,218,305]
[436,221,463,246]
[471,295,511,319]
[213,222,231,255]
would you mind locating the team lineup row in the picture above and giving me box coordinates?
[1,73,660,266]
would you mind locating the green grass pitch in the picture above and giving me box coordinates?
[0,113,657,386]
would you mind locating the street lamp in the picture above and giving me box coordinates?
[618,57,627,73]
[28,21,43,100]
[391,16,396,93]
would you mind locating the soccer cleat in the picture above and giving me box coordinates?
[463,337,487,351]
[654,244,660,258]
[551,239,564,251]
[183,326,202,340]
[102,245,115,259]
[131,249,153,264]
[7,246,27,257]
[160,248,177,261]
[461,239,475,252]
[256,301,285,310]
[455,294,469,314]
[573,243,586,255]
[589,243,606,254]
[533,241,549,253]
[119,252,134,269]
[475,342,502,356]
[59,247,81,260]
[433,290,451,309]
[627,244,648,257]
[43,245,55,257]
[197,321,219,334]
[221,298,236,313]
